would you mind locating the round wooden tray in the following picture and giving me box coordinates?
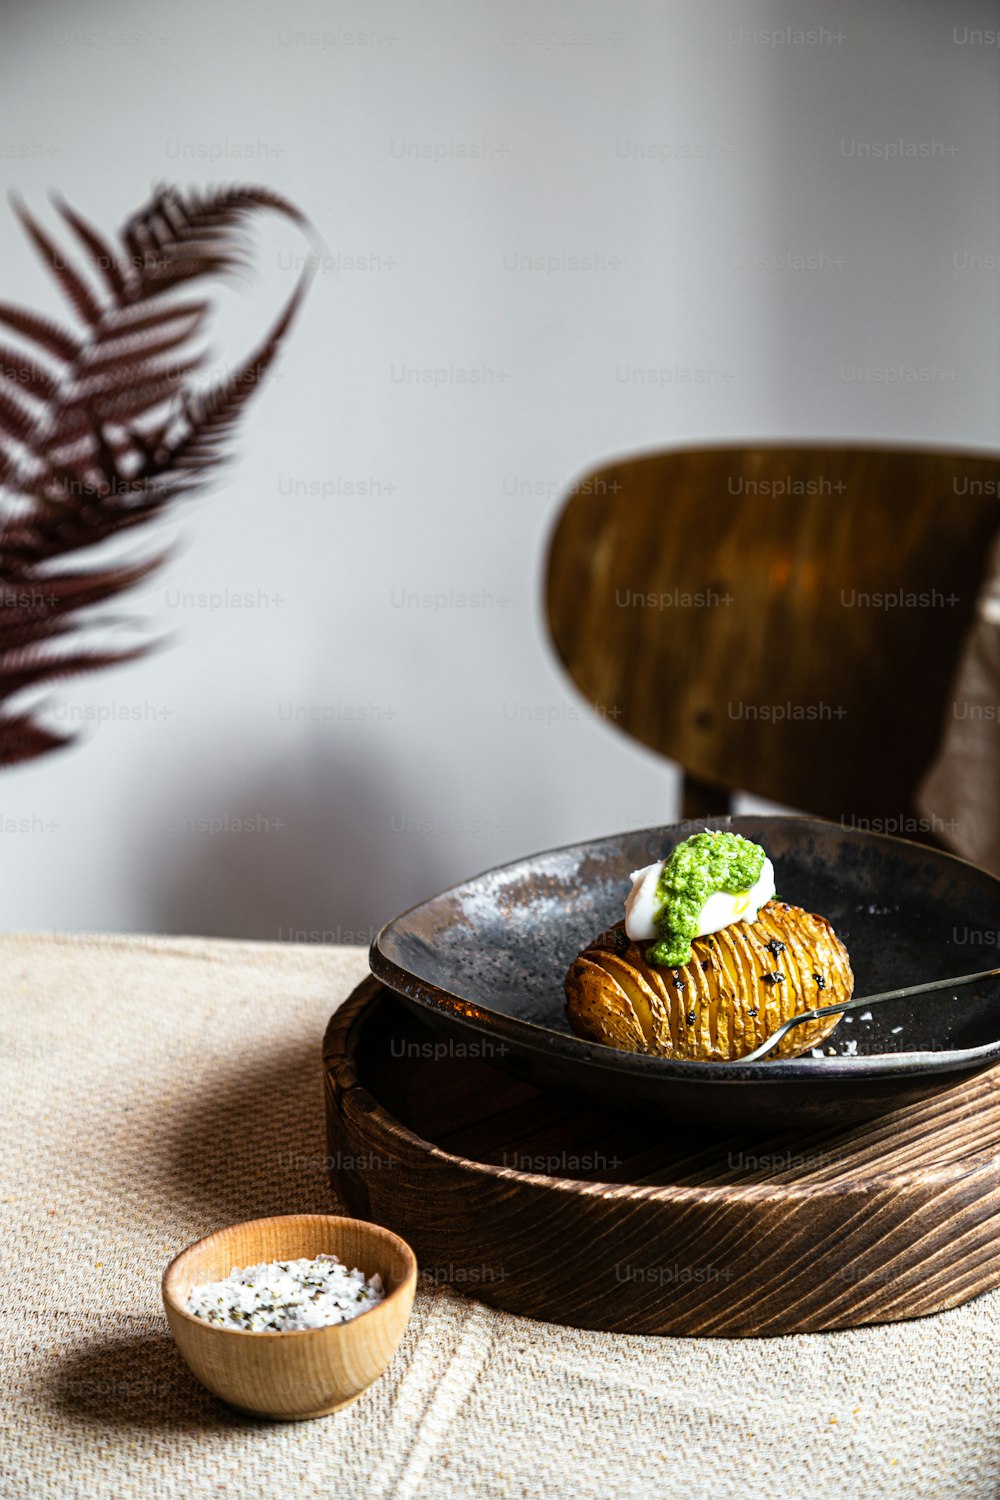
[323,978,1000,1337]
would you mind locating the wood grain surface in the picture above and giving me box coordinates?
[545,445,1000,828]
[324,978,1000,1337]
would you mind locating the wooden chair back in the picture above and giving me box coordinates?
[545,446,1000,829]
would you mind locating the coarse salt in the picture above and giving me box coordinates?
[186,1253,385,1332]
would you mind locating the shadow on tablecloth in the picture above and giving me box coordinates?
[49,1330,265,1433]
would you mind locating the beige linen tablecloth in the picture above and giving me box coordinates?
[2,934,1000,1500]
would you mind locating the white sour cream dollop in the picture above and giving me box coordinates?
[624,855,775,942]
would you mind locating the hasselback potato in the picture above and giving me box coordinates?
[564,900,852,1062]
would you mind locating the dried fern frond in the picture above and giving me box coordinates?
[0,183,316,763]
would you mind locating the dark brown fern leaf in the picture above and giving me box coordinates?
[0,183,316,763]
[144,269,312,492]
[0,556,165,654]
[0,711,68,765]
[0,642,149,703]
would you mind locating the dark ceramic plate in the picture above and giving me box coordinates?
[369,816,1000,1128]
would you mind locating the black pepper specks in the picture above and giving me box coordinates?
[686,1011,696,1026]
[748,1007,759,1017]
[813,974,827,989]
[761,971,785,985]
[765,938,786,957]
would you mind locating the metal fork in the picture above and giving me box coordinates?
[739,965,1000,1063]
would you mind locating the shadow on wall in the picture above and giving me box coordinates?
[139,738,459,943]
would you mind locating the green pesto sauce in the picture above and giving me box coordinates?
[645,831,765,969]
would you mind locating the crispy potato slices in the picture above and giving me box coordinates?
[564,901,853,1062]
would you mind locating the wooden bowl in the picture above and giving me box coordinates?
[162,1213,417,1420]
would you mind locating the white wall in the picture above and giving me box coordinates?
[0,0,997,937]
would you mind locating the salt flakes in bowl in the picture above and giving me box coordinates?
[187,1253,385,1333]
